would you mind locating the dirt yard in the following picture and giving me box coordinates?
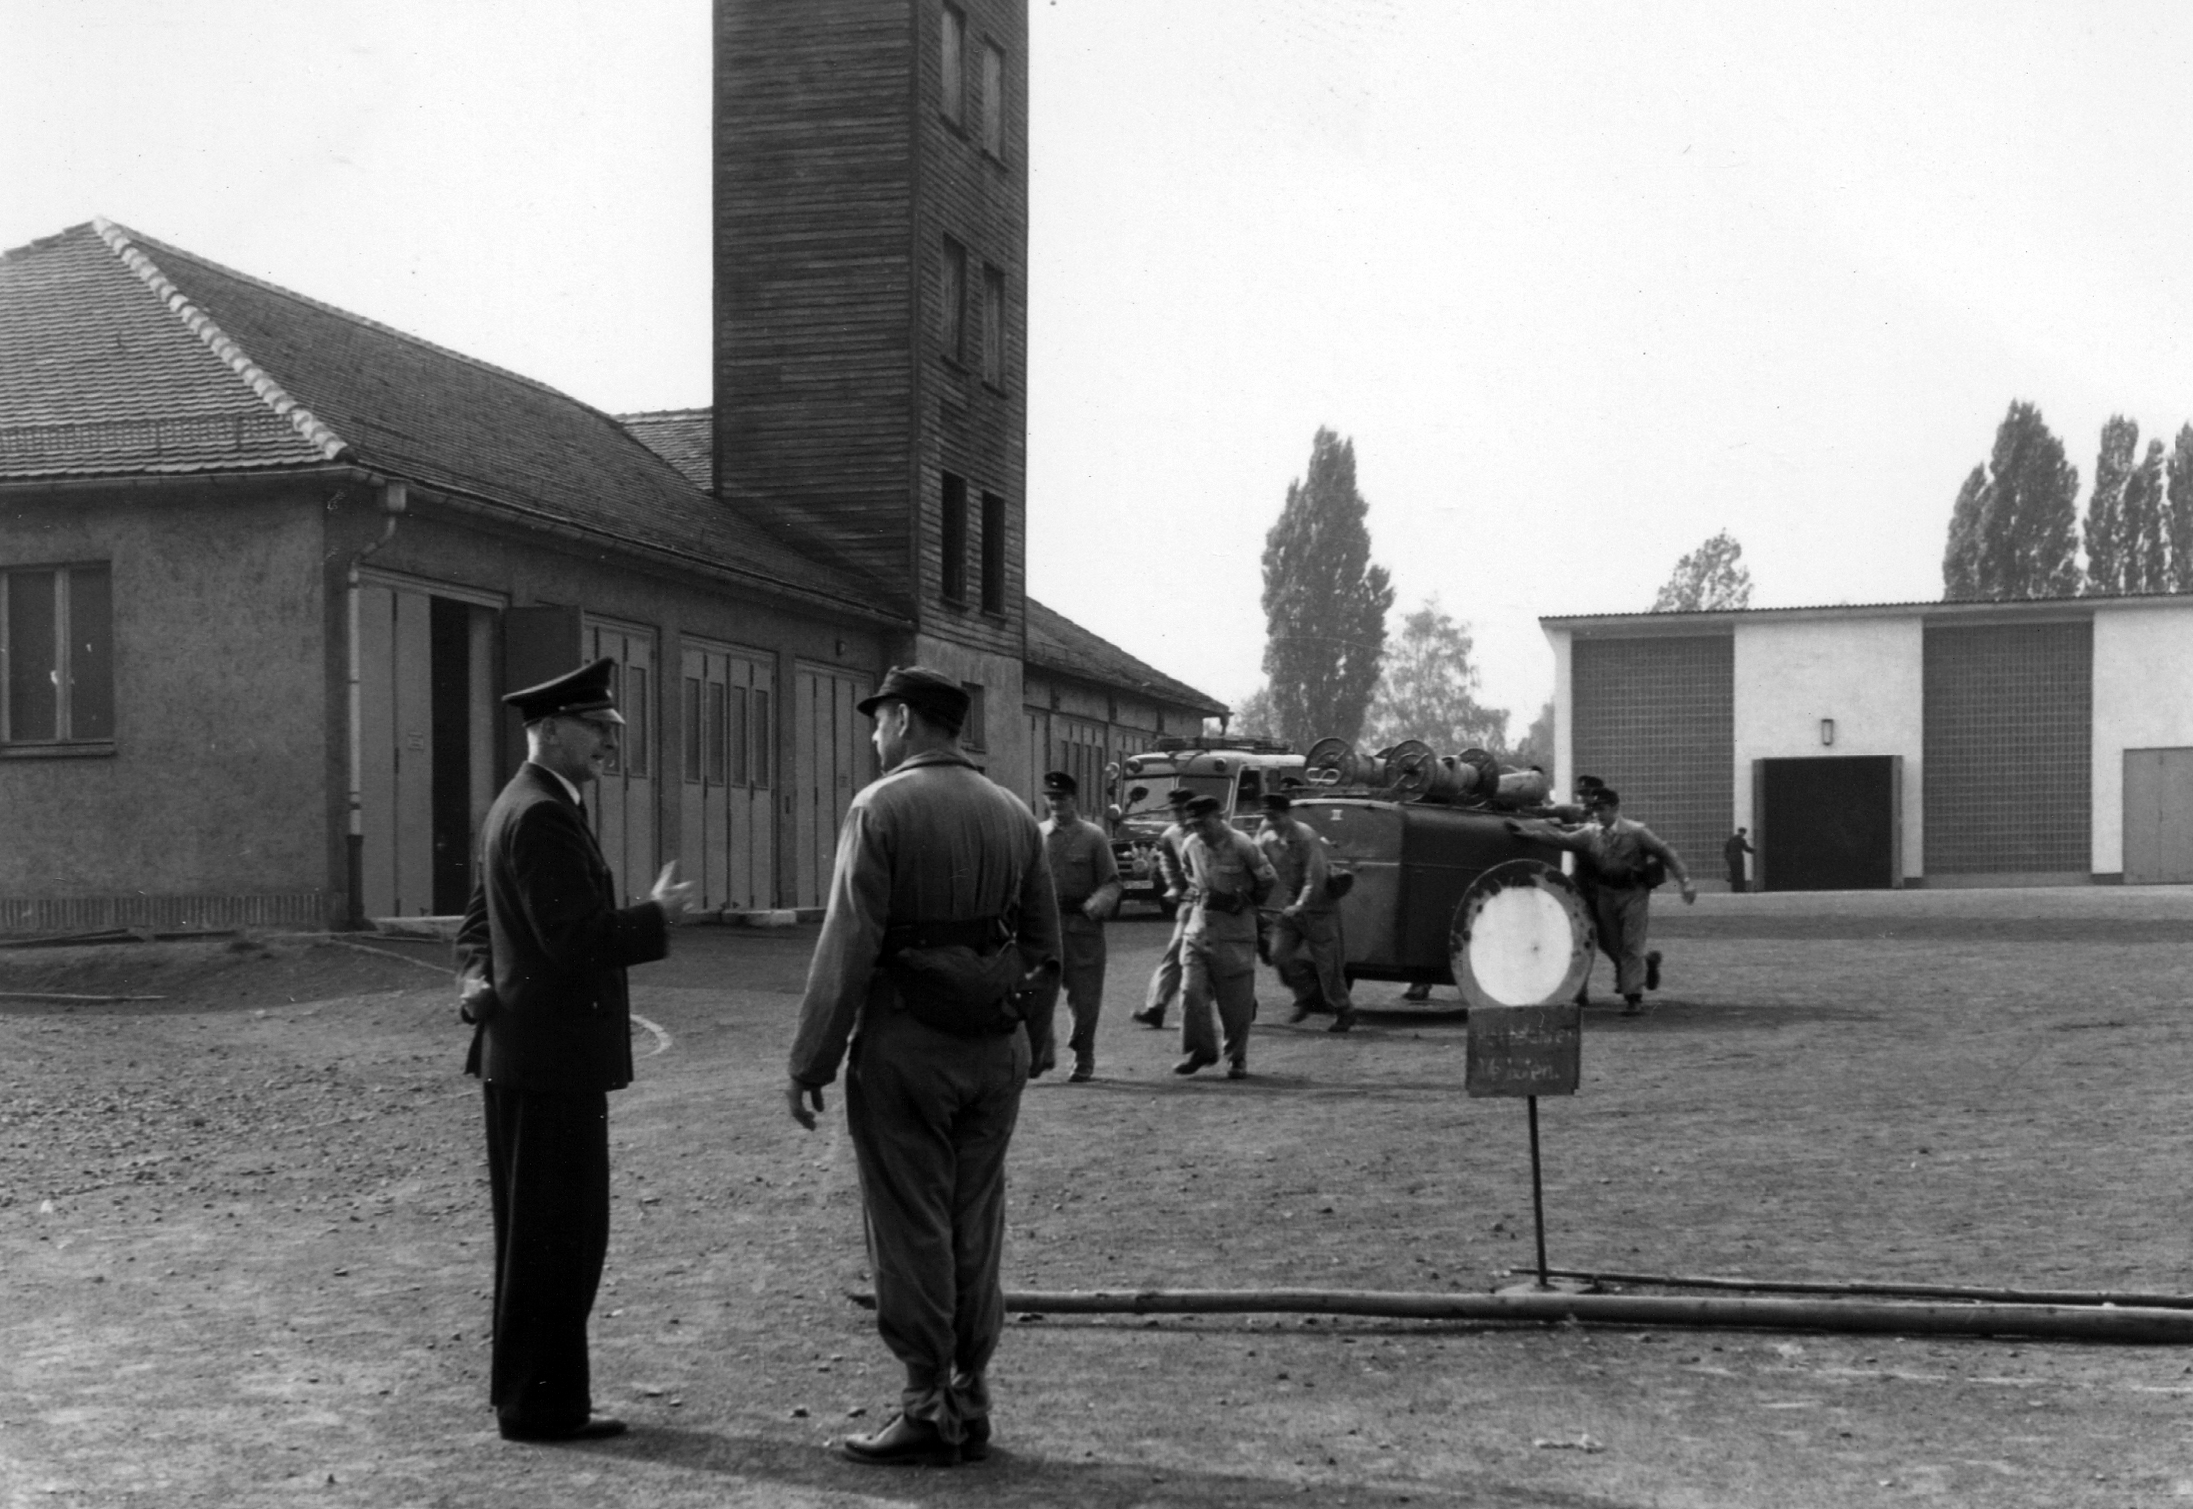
[3,888,2191,1507]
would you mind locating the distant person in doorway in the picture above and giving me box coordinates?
[1724,827,1755,893]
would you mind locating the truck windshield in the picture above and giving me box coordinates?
[1118,774,1231,820]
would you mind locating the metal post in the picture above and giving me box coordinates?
[1528,1094,1549,1288]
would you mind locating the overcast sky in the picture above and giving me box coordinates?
[8,1,2193,730]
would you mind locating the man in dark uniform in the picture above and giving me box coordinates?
[1724,826,1755,892]
[1026,770,1121,1081]
[1131,787,1196,1030]
[786,666,1060,1466]
[456,656,693,1443]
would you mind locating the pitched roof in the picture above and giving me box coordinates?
[0,221,894,621]
[619,408,713,492]
[1025,597,1227,716]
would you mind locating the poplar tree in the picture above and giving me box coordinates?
[2083,417,2134,594]
[1260,428,1394,749]
[2168,425,2193,592]
[1942,465,1987,600]
[2123,437,2169,593]
[1942,402,2082,600]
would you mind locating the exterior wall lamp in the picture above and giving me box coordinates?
[1820,718,1835,747]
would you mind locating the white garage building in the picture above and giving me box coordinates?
[1541,594,2193,890]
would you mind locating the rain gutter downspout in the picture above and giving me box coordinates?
[345,480,407,930]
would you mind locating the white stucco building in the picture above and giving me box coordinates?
[1542,595,2193,890]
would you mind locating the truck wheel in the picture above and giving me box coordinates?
[1448,860,1593,1011]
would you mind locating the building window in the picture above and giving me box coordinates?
[940,236,967,363]
[980,40,1005,157]
[3,564,113,746]
[941,4,966,128]
[981,265,1006,387]
[941,471,969,604]
[980,490,1006,613]
[961,682,987,752]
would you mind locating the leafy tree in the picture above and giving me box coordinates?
[1942,465,1988,600]
[2083,416,2134,594]
[1944,401,2082,600]
[1510,698,1555,773]
[2123,437,2169,593]
[1650,529,1753,612]
[1228,685,1280,741]
[1363,597,1509,754]
[1260,428,1394,748]
[2170,425,2193,592]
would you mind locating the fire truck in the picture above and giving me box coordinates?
[1103,736,1307,913]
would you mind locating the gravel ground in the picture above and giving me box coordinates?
[2,890,2190,1507]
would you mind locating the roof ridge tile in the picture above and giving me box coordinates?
[91,218,346,463]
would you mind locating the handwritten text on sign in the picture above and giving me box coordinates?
[1465,1004,1581,1098]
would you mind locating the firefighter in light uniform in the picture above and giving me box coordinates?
[1131,786,1196,1030]
[1026,770,1121,1082]
[1255,790,1358,1033]
[1509,786,1694,1014]
[1174,794,1278,1079]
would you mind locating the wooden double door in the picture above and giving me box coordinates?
[679,642,776,911]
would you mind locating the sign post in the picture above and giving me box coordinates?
[1466,1003,1581,1291]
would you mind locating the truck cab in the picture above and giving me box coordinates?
[1105,737,1306,911]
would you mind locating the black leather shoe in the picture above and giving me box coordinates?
[1327,1010,1357,1034]
[841,1412,959,1466]
[1286,1004,1313,1023]
[500,1415,628,1443]
[1645,951,1662,991]
[960,1414,992,1462]
[1130,1009,1165,1029]
[1172,1051,1216,1076]
[1225,1060,1247,1080]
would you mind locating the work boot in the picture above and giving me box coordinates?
[1172,1051,1216,1076]
[1619,995,1643,1016]
[1226,1059,1248,1080]
[1068,1055,1095,1083]
[1287,1003,1313,1024]
[1645,951,1663,991]
[1402,981,1432,1002]
[1327,1009,1357,1034]
[1130,1008,1165,1029]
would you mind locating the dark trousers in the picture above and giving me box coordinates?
[483,1084,610,1432]
[1022,914,1105,1072]
[846,1008,1029,1444]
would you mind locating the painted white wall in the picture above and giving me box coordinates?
[1732,616,1925,882]
[1546,627,1574,795]
[2090,603,2193,874]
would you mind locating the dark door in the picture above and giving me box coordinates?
[1757,756,1899,891]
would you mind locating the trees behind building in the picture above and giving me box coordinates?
[1943,401,2193,600]
[1361,598,1509,755]
[1650,529,1754,612]
[1259,428,1394,749]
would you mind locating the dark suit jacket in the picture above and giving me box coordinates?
[457,762,668,1094]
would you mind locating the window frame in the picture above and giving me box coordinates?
[980,489,1006,614]
[1,561,115,752]
[940,235,968,366]
[940,3,967,130]
[940,471,970,605]
[979,38,1005,158]
[981,263,1007,389]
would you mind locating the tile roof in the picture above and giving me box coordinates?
[0,221,894,621]
[618,408,713,492]
[1025,597,1227,716]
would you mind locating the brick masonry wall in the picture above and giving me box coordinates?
[1922,619,2091,874]
[1571,634,1735,874]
